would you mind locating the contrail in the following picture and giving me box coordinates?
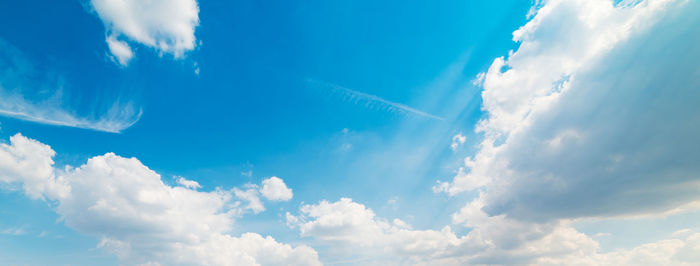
[304,78,444,121]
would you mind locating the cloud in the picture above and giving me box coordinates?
[0,226,26,236]
[287,198,488,265]
[532,233,700,265]
[437,0,700,221]
[289,197,700,265]
[305,78,444,121]
[450,133,466,151]
[89,0,200,66]
[233,185,266,214]
[175,176,201,190]
[229,177,293,214]
[0,133,69,200]
[0,95,142,133]
[105,35,134,66]
[0,133,320,266]
[260,176,293,201]
[0,39,141,133]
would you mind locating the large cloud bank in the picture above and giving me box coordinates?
[437,0,700,221]
[0,133,319,266]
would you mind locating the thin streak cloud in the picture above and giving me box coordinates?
[304,78,444,121]
[0,39,141,133]
[0,98,142,133]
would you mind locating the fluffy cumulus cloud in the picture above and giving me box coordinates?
[260,176,293,201]
[233,185,266,214]
[437,0,700,221]
[230,176,293,214]
[287,198,488,265]
[90,0,200,66]
[288,197,700,265]
[0,134,69,200]
[0,134,319,266]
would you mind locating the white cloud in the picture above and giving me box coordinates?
[287,198,488,264]
[0,39,141,133]
[175,176,201,190]
[260,176,293,201]
[0,133,69,200]
[0,133,320,266]
[0,93,141,133]
[532,233,700,265]
[450,133,466,151]
[437,0,700,221]
[90,0,200,66]
[290,197,700,265]
[230,177,294,215]
[233,186,266,214]
[106,35,134,66]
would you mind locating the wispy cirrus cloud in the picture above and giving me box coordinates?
[304,78,444,121]
[0,93,141,133]
[0,39,141,133]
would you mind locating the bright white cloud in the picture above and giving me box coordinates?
[0,133,69,200]
[0,134,320,266]
[260,176,293,201]
[176,176,201,190]
[287,198,488,264]
[290,197,700,265]
[233,186,266,214]
[437,0,700,221]
[90,0,200,66]
[532,233,700,265]
[106,35,134,66]
[450,133,466,151]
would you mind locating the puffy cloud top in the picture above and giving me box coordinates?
[0,134,320,265]
[260,176,293,201]
[0,133,68,200]
[90,0,200,65]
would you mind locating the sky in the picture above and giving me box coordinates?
[0,0,698,265]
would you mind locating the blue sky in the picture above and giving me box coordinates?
[0,0,699,265]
